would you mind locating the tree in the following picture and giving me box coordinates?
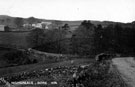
[28,28,72,54]
[27,17,37,25]
[14,17,24,28]
[71,20,95,56]
[41,29,68,53]
[113,24,123,53]
[27,28,45,47]
[94,24,104,54]
[100,24,116,53]
[62,23,70,30]
[4,26,10,32]
[52,20,63,29]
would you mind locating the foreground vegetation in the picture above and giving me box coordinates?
[0,59,128,87]
[67,61,127,87]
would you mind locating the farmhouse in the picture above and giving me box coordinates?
[32,23,42,29]
[0,25,5,31]
[23,21,52,30]
[32,21,52,29]
[23,24,32,28]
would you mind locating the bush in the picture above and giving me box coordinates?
[33,59,38,63]
[3,50,33,65]
[67,60,127,87]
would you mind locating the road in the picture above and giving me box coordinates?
[112,57,135,87]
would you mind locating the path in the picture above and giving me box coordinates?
[112,57,135,87]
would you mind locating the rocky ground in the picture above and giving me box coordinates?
[0,58,129,87]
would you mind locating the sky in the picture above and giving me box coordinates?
[0,0,135,23]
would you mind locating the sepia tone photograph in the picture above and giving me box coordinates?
[0,0,135,87]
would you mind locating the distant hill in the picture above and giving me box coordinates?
[0,15,12,19]
[0,15,16,27]
[0,15,133,29]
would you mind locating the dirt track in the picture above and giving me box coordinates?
[112,57,135,87]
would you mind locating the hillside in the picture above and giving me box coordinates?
[0,15,16,27]
[0,15,128,29]
[0,31,30,48]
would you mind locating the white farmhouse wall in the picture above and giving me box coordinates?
[0,25,5,31]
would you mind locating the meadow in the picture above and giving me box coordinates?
[0,31,30,48]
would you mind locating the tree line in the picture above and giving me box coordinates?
[27,20,135,57]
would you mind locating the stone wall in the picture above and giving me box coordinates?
[28,49,73,63]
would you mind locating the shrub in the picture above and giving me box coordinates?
[67,60,127,87]
[3,50,33,65]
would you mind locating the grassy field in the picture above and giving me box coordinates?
[0,31,30,48]
[0,31,30,68]
[0,47,17,68]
